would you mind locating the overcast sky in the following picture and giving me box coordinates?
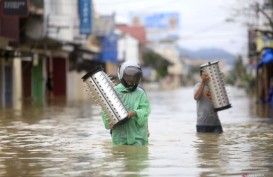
[93,0,249,56]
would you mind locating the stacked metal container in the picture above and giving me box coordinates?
[82,67,129,127]
[200,61,231,111]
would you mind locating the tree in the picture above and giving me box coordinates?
[142,50,169,80]
[227,55,255,92]
[254,1,273,30]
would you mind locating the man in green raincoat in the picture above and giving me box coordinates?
[101,61,151,146]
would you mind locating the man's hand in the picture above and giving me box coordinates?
[201,73,212,101]
[109,122,114,129]
[128,111,136,119]
[201,73,210,84]
[109,111,136,129]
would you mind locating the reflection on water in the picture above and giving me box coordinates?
[109,146,149,176]
[254,103,273,119]
[0,86,272,177]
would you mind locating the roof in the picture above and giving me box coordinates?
[116,25,146,44]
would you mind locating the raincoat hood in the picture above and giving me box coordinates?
[118,61,142,92]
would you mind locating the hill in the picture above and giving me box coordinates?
[179,47,237,65]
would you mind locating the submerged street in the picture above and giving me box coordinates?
[0,86,272,177]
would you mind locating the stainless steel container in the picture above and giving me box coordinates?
[82,67,129,127]
[200,61,231,111]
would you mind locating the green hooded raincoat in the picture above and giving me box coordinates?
[101,83,151,146]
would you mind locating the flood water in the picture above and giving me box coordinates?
[0,86,272,177]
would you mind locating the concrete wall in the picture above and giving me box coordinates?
[12,58,22,109]
[67,71,89,101]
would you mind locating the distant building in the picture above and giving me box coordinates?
[116,25,146,64]
[129,12,184,88]
[247,0,273,104]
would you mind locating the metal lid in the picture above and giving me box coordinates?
[200,61,219,69]
[81,66,104,81]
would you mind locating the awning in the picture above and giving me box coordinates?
[257,47,273,68]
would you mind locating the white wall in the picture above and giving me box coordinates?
[44,0,80,42]
[118,32,140,64]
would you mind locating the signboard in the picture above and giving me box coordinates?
[131,12,180,41]
[99,32,118,62]
[93,15,115,36]
[256,32,273,52]
[79,0,92,34]
[2,0,28,17]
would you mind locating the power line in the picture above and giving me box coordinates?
[94,0,150,6]
[180,36,247,41]
[181,33,246,39]
[96,0,182,14]
[179,20,237,40]
[137,0,182,13]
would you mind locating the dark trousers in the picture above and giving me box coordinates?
[196,125,223,133]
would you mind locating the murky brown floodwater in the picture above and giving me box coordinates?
[0,86,272,177]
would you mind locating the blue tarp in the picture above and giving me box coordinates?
[98,32,118,63]
[257,48,273,68]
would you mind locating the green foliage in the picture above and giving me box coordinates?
[143,51,169,80]
[227,55,256,90]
